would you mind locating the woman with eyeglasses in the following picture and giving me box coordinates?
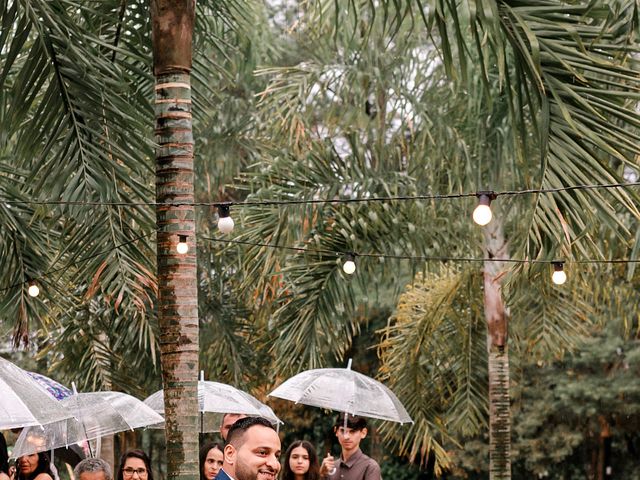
[116,450,153,480]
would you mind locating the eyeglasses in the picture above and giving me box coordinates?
[123,468,148,477]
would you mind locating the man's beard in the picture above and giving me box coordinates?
[235,463,276,480]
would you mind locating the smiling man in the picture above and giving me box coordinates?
[215,416,281,480]
[320,415,381,480]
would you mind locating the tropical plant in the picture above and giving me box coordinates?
[452,317,640,479]
[222,1,640,478]
[2,2,640,480]
[0,0,271,477]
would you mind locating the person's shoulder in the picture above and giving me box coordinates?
[214,469,232,480]
[33,473,53,480]
[361,454,380,473]
[356,450,377,464]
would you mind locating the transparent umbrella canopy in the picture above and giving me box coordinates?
[0,357,74,430]
[144,375,282,432]
[269,359,413,424]
[26,371,73,400]
[12,391,164,457]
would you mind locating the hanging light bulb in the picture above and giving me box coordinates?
[176,235,189,254]
[27,281,40,298]
[342,253,356,275]
[217,204,234,234]
[472,192,496,226]
[551,261,567,285]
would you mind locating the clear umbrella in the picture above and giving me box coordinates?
[269,359,412,424]
[12,390,164,457]
[144,373,282,432]
[0,356,74,430]
[26,371,73,400]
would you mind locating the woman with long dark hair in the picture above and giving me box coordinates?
[14,452,53,480]
[0,433,12,480]
[116,450,153,480]
[199,442,223,480]
[281,441,320,480]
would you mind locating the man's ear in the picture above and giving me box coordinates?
[224,444,236,465]
[360,427,368,438]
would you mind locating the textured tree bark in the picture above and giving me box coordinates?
[151,2,199,480]
[488,346,510,480]
[597,416,612,480]
[482,220,511,480]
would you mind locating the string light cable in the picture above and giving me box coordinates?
[2,181,639,209]
[0,229,160,296]
[4,228,638,297]
[204,235,640,266]
[3,180,639,295]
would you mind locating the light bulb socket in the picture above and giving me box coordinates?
[217,204,231,218]
[345,253,356,263]
[476,191,497,206]
[178,234,188,243]
[552,261,564,272]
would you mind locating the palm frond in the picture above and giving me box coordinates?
[378,266,488,473]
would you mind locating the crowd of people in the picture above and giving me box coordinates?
[2,413,381,480]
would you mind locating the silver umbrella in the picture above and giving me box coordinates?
[144,373,282,432]
[269,359,412,424]
[12,390,164,457]
[0,356,74,429]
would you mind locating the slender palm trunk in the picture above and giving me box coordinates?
[151,2,199,479]
[482,220,511,480]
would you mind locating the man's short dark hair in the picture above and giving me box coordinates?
[74,458,113,480]
[334,413,367,430]
[226,416,276,447]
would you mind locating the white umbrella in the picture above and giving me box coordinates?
[0,356,74,429]
[144,373,282,432]
[12,390,164,457]
[269,359,412,424]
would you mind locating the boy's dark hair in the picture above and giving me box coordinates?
[334,414,367,430]
[226,416,276,447]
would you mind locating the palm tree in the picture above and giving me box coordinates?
[149,1,201,476]
[223,1,640,478]
[2,1,639,478]
[0,0,266,476]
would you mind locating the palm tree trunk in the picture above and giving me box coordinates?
[482,220,511,480]
[151,2,199,480]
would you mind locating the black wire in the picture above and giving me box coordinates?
[206,236,640,265]
[7,228,639,297]
[2,181,639,208]
[0,230,157,294]
[6,176,640,296]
